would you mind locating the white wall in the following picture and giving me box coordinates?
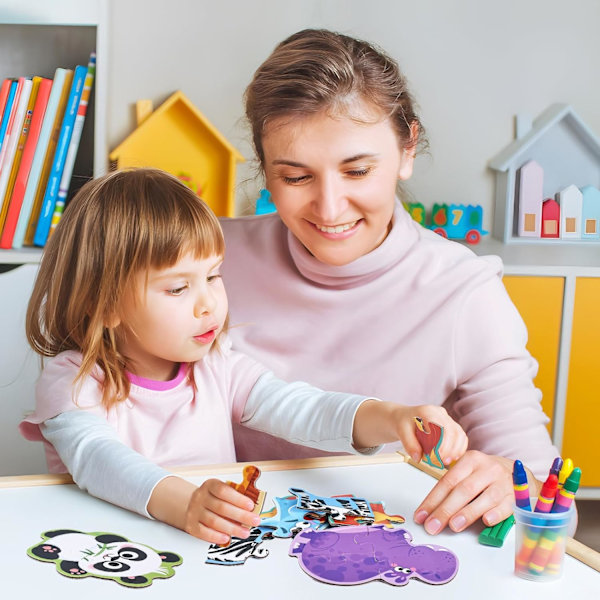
[105,0,600,227]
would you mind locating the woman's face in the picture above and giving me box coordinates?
[262,103,415,266]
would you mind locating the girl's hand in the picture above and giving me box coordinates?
[184,478,262,544]
[413,450,541,535]
[353,401,468,467]
[397,404,468,466]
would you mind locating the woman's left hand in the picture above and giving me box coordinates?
[413,450,522,535]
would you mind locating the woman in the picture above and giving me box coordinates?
[221,29,558,536]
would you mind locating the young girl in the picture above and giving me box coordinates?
[20,168,467,543]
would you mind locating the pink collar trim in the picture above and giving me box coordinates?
[127,363,188,391]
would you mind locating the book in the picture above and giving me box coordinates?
[0,78,13,129]
[0,79,17,155]
[12,68,71,249]
[48,52,96,238]
[0,77,32,233]
[0,77,41,236]
[33,64,87,246]
[0,77,52,249]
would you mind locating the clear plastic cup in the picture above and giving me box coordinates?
[513,500,574,581]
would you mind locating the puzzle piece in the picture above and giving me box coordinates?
[369,502,406,527]
[414,417,445,469]
[206,527,274,566]
[226,465,266,514]
[289,488,371,524]
[260,495,328,538]
[290,525,458,586]
[27,529,182,588]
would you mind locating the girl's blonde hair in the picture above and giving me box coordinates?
[245,28,426,168]
[26,168,225,409]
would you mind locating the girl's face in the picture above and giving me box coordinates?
[116,252,228,381]
[262,103,415,266]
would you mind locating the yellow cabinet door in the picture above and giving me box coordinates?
[502,276,564,433]
[562,278,600,487]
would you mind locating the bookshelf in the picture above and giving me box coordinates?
[0,0,108,263]
[0,0,108,476]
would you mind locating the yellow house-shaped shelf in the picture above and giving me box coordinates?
[109,91,244,216]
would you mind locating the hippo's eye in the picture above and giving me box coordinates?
[394,566,412,574]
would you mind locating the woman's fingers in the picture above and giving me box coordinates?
[413,450,513,534]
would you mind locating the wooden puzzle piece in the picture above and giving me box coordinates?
[289,488,369,523]
[290,525,459,586]
[369,502,406,527]
[226,465,266,514]
[206,526,274,566]
[414,417,445,469]
[27,529,182,588]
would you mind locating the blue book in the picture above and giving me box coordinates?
[33,64,87,246]
[0,80,17,155]
[12,68,69,249]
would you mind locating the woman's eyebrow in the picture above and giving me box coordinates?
[272,153,379,167]
[341,153,379,164]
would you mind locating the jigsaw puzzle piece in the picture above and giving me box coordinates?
[369,502,406,527]
[289,488,368,524]
[225,465,266,514]
[206,526,274,566]
[290,524,458,586]
[414,417,445,469]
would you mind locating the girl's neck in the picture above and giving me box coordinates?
[126,360,181,383]
[127,362,188,391]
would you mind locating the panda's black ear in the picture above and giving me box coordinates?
[43,529,82,538]
[158,551,182,564]
[30,543,61,560]
[95,534,128,544]
[120,575,149,586]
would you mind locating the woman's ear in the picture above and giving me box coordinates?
[398,121,419,181]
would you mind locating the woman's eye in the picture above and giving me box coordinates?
[282,174,310,185]
[346,167,371,177]
[207,274,222,283]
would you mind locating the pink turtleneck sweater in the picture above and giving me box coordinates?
[220,200,559,480]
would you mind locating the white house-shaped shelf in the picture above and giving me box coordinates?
[489,104,600,243]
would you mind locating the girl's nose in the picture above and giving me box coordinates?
[193,290,217,318]
[312,174,349,224]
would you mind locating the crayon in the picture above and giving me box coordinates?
[558,458,574,489]
[528,469,580,575]
[515,473,559,569]
[549,457,563,478]
[512,460,531,510]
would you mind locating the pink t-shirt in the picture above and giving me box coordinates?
[20,344,268,473]
[220,201,559,479]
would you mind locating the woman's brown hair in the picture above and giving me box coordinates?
[245,28,425,167]
[26,168,225,409]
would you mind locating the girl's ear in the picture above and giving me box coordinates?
[398,121,419,181]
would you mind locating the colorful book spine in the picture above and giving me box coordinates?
[12,68,70,249]
[0,78,32,232]
[0,78,23,172]
[48,53,96,238]
[0,80,17,155]
[0,78,13,129]
[0,77,41,235]
[33,64,87,246]
[0,78,52,249]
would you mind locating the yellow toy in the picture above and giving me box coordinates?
[109,91,244,216]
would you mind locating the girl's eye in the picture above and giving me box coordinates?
[167,285,187,296]
[207,274,222,283]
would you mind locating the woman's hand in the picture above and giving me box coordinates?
[413,450,538,535]
[353,401,468,467]
[147,476,261,543]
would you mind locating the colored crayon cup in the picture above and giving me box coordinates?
[513,500,574,581]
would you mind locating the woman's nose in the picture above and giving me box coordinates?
[312,175,348,223]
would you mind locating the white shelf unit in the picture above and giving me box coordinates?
[0,0,108,475]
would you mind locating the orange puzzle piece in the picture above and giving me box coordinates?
[226,465,266,515]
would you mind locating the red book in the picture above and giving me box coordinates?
[0,78,13,125]
[0,78,52,248]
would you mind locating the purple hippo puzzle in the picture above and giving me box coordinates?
[289,524,459,586]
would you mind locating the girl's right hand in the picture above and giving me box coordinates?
[183,478,262,544]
